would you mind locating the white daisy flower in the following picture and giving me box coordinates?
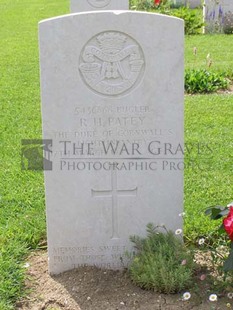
[227,292,233,299]
[23,262,30,268]
[175,229,182,235]
[179,212,185,217]
[198,238,205,245]
[182,292,191,301]
[209,294,217,302]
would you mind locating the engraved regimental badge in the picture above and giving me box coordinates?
[87,0,111,8]
[79,31,145,97]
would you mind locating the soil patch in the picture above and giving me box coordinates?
[16,251,232,310]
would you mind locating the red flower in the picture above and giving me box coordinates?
[223,206,233,241]
[154,0,160,5]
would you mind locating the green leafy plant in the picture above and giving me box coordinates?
[185,69,229,94]
[172,7,204,35]
[130,0,154,10]
[131,1,203,34]
[129,223,195,293]
[205,203,233,272]
[154,3,203,35]
[130,0,170,10]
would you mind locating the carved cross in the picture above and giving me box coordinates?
[92,169,137,239]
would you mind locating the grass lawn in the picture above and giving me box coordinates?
[0,1,232,308]
[184,94,233,241]
[0,1,69,308]
[185,35,233,77]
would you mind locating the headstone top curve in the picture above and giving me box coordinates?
[39,11,184,25]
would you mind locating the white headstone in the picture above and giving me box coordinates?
[39,11,184,275]
[171,0,201,8]
[204,0,233,33]
[188,0,201,8]
[70,0,128,13]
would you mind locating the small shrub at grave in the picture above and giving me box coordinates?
[129,223,195,293]
[185,69,229,94]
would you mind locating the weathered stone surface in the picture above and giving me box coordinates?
[39,11,184,275]
[70,0,128,13]
[188,0,201,8]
